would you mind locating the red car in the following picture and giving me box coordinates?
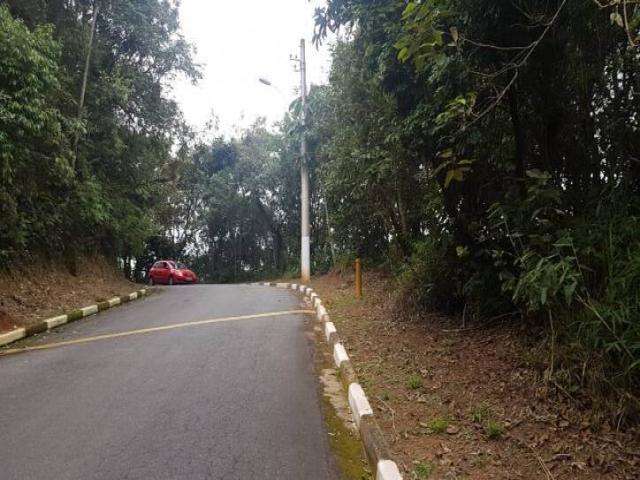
[148,260,197,285]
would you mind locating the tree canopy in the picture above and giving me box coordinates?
[0,0,198,270]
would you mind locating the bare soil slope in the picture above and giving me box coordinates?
[311,270,639,479]
[0,257,138,333]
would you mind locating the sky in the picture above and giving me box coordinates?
[171,0,334,137]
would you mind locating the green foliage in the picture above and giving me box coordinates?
[470,402,491,424]
[407,373,423,390]
[0,1,198,274]
[151,119,303,283]
[0,6,73,259]
[427,416,450,433]
[309,0,640,419]
[484,419,505,440]
[414,461,434,478]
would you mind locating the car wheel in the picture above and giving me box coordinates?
[168,276,174,286]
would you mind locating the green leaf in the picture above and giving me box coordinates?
[398,47,410,62]
[402,2,417,19]
[525,169,550,180]
[449,26,459,44]
[445,169,456,188]
[610,11,624,27]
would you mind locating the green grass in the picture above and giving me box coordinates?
[485,418,505,439]
[428,416,450,433]
[470,402,505,439]
[407,373,423,390]
[414,461,434,478]
[470,402,491,424]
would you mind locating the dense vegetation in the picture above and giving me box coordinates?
[305,0,640,421]
[0,1,198,272]
[1,1,639,421]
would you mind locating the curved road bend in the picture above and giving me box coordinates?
[0,284,339,480]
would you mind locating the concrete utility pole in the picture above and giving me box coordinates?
[260,40,311,282]
[298,39,311,283]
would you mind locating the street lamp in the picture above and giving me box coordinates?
[258,39,310,283]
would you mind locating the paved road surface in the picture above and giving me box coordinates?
[0,285,338,480]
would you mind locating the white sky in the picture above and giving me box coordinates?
[171,0,333,137]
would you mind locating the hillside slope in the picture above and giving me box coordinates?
[311,270,640,479]
[0,258,138,333]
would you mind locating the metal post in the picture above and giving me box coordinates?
[300,39,311,283]
[355,258,362,299]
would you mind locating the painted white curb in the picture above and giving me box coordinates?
[284,283,404,479]
[316,304,328,321]
[377,460,403,480]
[0,288,149,350]
[45,315,68,329]
[324,322,337,343]
[107,297,121,307]
[80,305,98,317]
[348,383,374,427]
[0,328,26,347]
[333,343,349,367]
[276,282,289,288]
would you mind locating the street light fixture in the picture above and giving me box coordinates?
[258,39,310,283]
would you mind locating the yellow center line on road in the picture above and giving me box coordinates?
[0,309,315,357]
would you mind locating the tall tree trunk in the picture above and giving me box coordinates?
[253,196,285,273]
[73,2,99,169]
[508,82,525,180]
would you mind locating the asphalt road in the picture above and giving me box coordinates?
[0,285,338,480]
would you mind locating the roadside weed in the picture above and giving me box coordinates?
[485,419,506,439]
[414,461,434,478]
[470,402,491,424]
[407,374,423,390]
[470,402,505,439]
[428,416,450,433]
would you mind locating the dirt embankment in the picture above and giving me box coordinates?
[0,257,139,333]
[311,270,640,480]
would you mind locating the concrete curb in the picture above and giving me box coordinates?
[0,288,151,349]
[259,281,403,480]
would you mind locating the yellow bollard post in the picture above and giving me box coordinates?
[355,258,362,300]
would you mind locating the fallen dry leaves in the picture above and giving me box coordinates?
[0,257,139,333]
[312,270,640,480]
